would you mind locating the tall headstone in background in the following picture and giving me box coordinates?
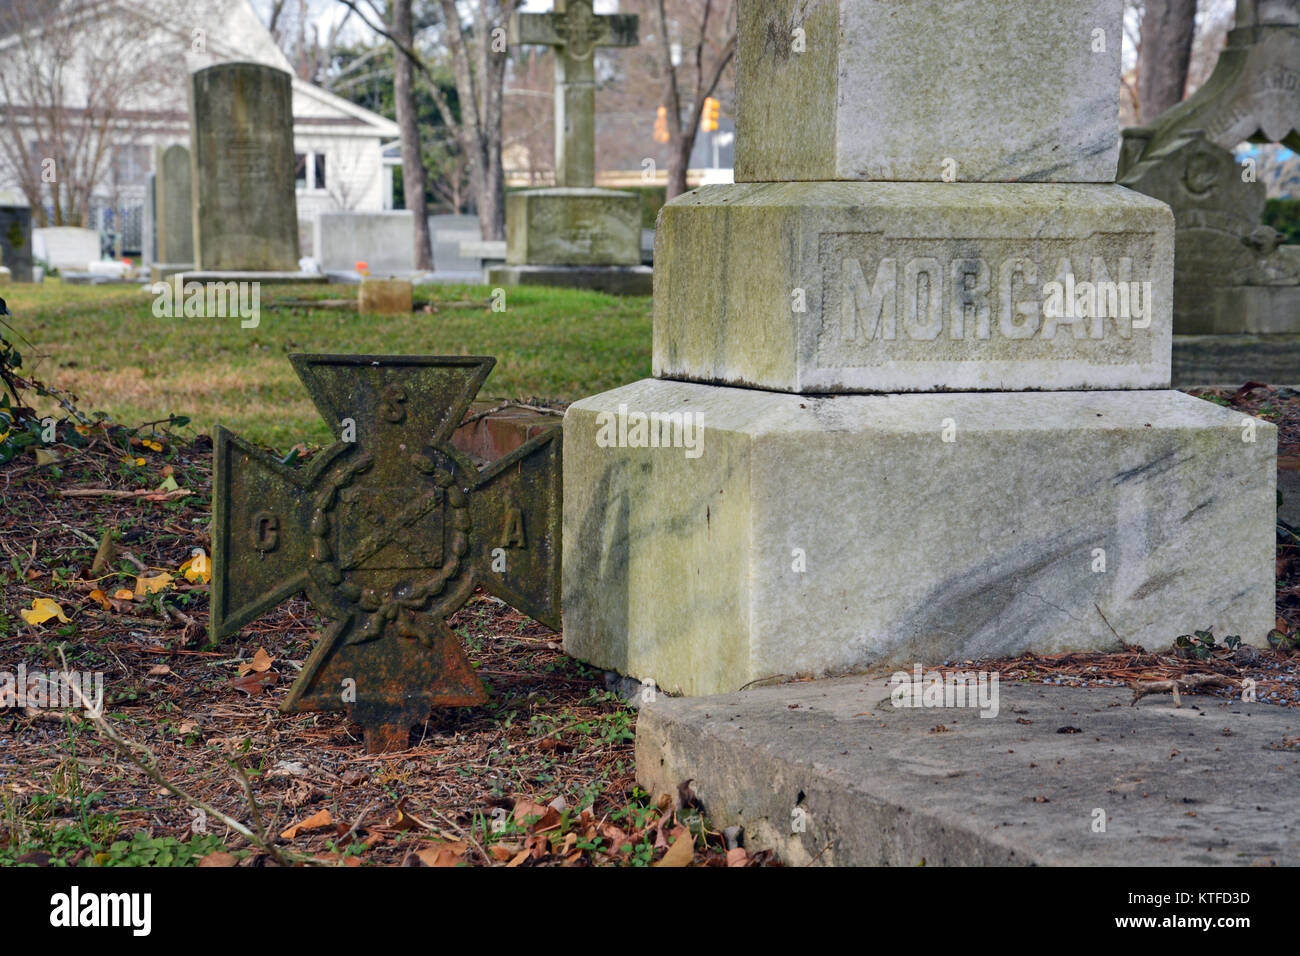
[490,0,651,295]
[562,0,1276,697]
[156,144,195,268]
[0,206,33,282]
[190,62,299,271]
[1119,0,1300,384]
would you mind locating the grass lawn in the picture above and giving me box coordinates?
[2,279,651,448]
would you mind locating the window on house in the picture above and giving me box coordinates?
[294,152,327,190]
[113,145,149,187]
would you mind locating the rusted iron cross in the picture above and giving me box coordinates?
[211,355,561,753]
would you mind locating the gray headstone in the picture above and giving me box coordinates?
[189,62,299,271]
[33,227,99,272]
[314,210,415,275]
[142,173,156,267]
[0,206,33,282]
[430,213,484,274]
[156,144,194,265]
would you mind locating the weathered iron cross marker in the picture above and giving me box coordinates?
[509,0,639,187]
[211,355,561,753]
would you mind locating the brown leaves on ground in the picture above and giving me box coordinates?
[0,437,764,868]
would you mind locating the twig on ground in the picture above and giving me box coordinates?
[59,488,194,501]
[1130,673,1238,707]
[55,647,307,867]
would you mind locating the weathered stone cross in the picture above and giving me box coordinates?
[509,0,639,187]
[211,355,561,753]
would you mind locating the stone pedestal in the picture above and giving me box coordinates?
[563,381,1275,695]
[488,187,651,295]
[505,188,640,266]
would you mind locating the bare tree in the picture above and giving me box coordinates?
[1136,0,1200,121]
[646,0,736,199]
[0,0,171,227]
[267,0,356,84]
[337,0,520,240]
[391,0,433,268]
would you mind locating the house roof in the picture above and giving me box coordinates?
[0,0,399,140]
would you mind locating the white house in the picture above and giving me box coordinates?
[0,0,400,256]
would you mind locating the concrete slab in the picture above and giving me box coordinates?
[174,270,327,285]
[488,263,652,296]
[636,676,1300,866]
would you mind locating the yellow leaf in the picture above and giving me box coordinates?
[653,832,695,868]
[33,448,61,466]
[179,551,210,583]
[157,475,180,492]
[20,598,71,626]
[134,572,174,598]
[142,439,163,452]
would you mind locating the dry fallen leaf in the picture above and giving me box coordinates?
[230,670,278,696]
[654,832,695,868]
[134,572,174,598]
[20,598,71,626]
[113,589,134,601]
[147,664,172,677]
[238,647,275,677]
[280,808,333,840]
[416,842,468,867]
[88,589,112,611]
[198,852,238,867]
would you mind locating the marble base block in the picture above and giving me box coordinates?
[562,379,1275,696]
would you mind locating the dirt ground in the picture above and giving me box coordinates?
[0,383,1295,866]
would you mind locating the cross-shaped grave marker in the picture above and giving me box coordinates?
[509,0,639,187]
[211,355,561,753]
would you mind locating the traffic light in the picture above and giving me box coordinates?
[701,96,720,133]
[654,105,669,143]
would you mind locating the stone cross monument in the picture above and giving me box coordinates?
[491,1,651,295]
[512,0,639,188]
[561,0,1277,696]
